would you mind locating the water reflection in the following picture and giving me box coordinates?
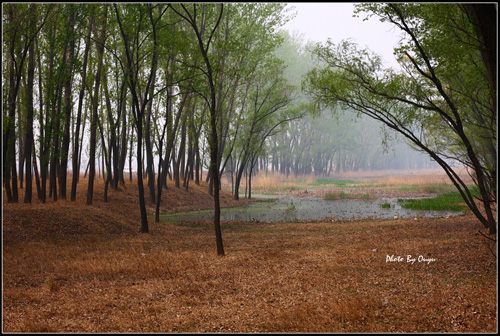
[163,195,463,223]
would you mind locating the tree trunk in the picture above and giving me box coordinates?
[97,107,112,202]
[32,137,42,200]
[117,88,128,186]
[103,71,119,192]
[38,34,49,204]
[3,6,18,203]
[23,5,37,203]
[145,68,157,203]
[71,8,93,201]
[87,6,108,205]
[175,112,187,188]
[174,4,225,255]
[18,93,25,191]
[59,9,76,200]
[136,122,149,233]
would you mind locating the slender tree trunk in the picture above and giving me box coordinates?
[156,82,186,217]
[23,5,37,203]
[117,88,128,186]
[176,3,225,255]
[59,9,76,200]
[129,120,133,182]
[4,7,17,203]
[49,79,63,201]
[103,71,118,192]
[32,137,42,200]
[145,68,157,203]
[18,93,25,191]
[71,9,93,201]
[87,6,108,205]
[97,107,112,202]
[175,111,188,188]
[46,15,61,202]
[38,35,49,204]
[136,121,149,233]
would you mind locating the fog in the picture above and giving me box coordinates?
[282,3,403,70]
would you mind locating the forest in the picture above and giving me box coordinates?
[3,3,497,240]
[2,3,497,333]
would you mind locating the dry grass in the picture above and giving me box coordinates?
[249,172,315,189]
[236,169,468,200]
[2,174,497,333]
[221,171,315,193]
[371,172,451,186]
[328,168,464,181]
[225,169,472,193]
[366,169,475,187]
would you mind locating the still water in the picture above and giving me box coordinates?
[162,195,462,223]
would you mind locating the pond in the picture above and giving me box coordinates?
[161,195,463,223]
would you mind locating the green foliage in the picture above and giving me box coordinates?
[398,188,480,212]
[314,179,359,187]
[324,191,372,200]
[283,200,297,221]
[304,3,496,232]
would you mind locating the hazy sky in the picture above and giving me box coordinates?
[281,3,402,69]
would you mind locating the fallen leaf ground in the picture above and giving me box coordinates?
[2,176,497,332]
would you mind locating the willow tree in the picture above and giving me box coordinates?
[233,58,299,200]
[206,3,292,197]
[304,3,496,234]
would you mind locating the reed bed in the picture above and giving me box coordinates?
[225,169,471,194]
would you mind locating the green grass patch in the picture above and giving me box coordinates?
[380,203,391,209]
[255,198,277,203]
[325,191,373,200]
[324,191,348,200]
[265,185,303,192]
[394,184,457,194]
[314,179,360,187]
[398,189,478,211]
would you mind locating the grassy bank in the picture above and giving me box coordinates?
[227,169,470,197]
[399,188,480,212]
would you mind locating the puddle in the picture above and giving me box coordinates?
[162,195,463,223]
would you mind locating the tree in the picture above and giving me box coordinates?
[171,3,226,255]
[233,59,298,200]
[59,5,77,200]
[71,5,94,201]
[3,4,51,203]
[304,3,496,234]
[211,3,292,197]
[22,4,37,203]
[3,3,319,245]
[113,4,169,233]
[87,4,108,206]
